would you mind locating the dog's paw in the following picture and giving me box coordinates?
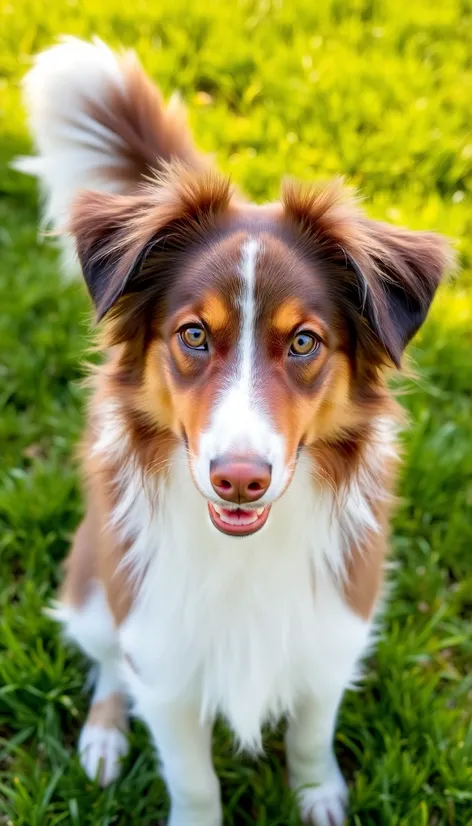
[79,723,128,786]
[296,772,348,826]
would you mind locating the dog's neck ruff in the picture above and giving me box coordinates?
[97,432,388,748]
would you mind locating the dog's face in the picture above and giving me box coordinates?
[147,228,351,535]
[72,171,450,537]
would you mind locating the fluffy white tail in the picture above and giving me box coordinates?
[14,37,204,274]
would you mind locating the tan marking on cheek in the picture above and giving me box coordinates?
[268,354,353,470]
[175,384,216,455]
[266,382,307,470]
[137,340,174,429]
[292,399,314,451]
[86,692,128,732]
[139,336,219,445]
[304,354,354,444]
[201,292,231,331]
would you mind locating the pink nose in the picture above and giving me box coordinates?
[210,456,272,504]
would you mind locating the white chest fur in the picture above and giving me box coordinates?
[117,448,373,749]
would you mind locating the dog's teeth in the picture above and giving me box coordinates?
[210,503,267,528]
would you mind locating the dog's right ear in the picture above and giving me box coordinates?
[69,166,233,328]
[71,190,154,322]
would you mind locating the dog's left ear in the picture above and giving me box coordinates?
[283,180,455,368]
[344,218,454,367]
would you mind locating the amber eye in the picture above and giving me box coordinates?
[289,331,320,357]
[180,325,208,350]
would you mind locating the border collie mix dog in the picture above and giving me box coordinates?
[18,38,452,826]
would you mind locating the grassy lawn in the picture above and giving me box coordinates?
[0,1,471,824]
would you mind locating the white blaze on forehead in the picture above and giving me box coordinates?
[210,236,262,453]
[195,237,288,502]
[238,238,259,398]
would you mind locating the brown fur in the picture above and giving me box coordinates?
[58,50,453,627]
[60,507,99,608]
[60,364,176,626]
[315,424,400,619]
[343,530,388,620]
[85,50,208,185]
[343,450,399,619]
[68,444,136,625]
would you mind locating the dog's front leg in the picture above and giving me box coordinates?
[286,690,348,826]
[141,698,222,826]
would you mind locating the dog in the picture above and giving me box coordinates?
[16,37,453,826]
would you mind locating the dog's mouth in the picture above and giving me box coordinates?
[208,502,271,537]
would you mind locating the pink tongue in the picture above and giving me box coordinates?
[222,508,252,521]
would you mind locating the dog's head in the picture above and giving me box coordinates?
[71,166,451,536]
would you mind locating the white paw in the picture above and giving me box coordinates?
[296,772,348,826]
[79,723,129,786]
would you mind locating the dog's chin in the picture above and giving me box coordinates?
[207,502,271,537]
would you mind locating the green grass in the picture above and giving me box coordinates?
[0,1,471,824]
